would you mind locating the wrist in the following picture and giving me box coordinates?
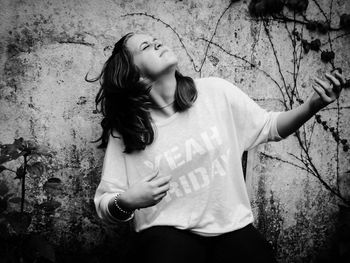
[107,195,134,222]
[118,192,136,211]
[306,97,325,114]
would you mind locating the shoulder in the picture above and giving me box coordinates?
[194,76,241,98]
[106,130,125,153]
[194,76,232,86]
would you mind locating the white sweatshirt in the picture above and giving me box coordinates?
[94,77,285,236]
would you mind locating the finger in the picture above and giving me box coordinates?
[152,175,171,186]
[325,73,341,87]
[314,78,330,90]
[333,71,346,86]
[314,78,332,95]
[143,169,159,182]
[154,192,167,201]
[312,85,332,103]
[154,183,170,195]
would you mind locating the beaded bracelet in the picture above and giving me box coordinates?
[114,193,134,215]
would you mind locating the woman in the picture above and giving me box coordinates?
[89,32,345,262]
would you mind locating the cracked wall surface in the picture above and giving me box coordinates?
[0,0,349,262]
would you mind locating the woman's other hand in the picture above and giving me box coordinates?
[119,171,171,210]
[307,70,345,112]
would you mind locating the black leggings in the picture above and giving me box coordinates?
[125,224,277,263]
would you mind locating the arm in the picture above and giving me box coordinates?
[94,134,171,223]
[106,172,171,221]
[94,133,132,223]
[276,70,345,139]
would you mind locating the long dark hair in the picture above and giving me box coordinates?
[85,32,198,153]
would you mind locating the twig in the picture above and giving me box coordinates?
[198,1,234,75]
[21,155,27,213]
[260,152,310,173]
[198,38,288,108]
[262,18,291,108]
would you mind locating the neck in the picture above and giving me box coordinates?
[149,70,177,117]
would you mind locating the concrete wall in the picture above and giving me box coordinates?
[0,0,349,262]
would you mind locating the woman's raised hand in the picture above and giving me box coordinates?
[308,70,345,112]
[120,170,171,210]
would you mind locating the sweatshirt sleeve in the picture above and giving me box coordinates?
[215,77,286,152]
[94,133,132,224]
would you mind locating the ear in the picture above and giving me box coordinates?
[138,76,148,85]
[138,76,153,87]
[139,76,151,83]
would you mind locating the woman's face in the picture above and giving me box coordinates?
[126,33,178,80]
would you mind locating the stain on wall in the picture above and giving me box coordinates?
[0,0,349,262]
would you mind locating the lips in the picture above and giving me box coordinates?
[160,50,168,57]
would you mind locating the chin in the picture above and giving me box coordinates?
[167,54,178,65]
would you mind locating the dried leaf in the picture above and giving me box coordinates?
[0,198,7,213]
[27,162,46,177]
[13,138,24,150]
[22,140,38,151]
[43,177,63,195]
[39,200,61,213]
[15,165,25,179]
[340,14,350,30]
[0,143,24,164]
[8,197,22,204]
[46,177,62,184]
[321,50,335,63]
[0,181,9,196]
[285,0,308,13]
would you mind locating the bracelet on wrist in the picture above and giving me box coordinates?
[114,193,134,215]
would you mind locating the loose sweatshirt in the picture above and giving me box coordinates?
[94,76,285,236]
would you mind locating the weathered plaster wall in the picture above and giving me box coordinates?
[0,0,349,262]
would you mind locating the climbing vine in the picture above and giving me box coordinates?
[247,0,350,208]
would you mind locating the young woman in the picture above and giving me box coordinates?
[89,32,345,263]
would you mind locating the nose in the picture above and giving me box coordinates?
[154,42,162,50]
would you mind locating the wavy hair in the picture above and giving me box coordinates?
[85,32,198,153]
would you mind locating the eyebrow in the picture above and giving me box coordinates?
[139,38,158,49]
